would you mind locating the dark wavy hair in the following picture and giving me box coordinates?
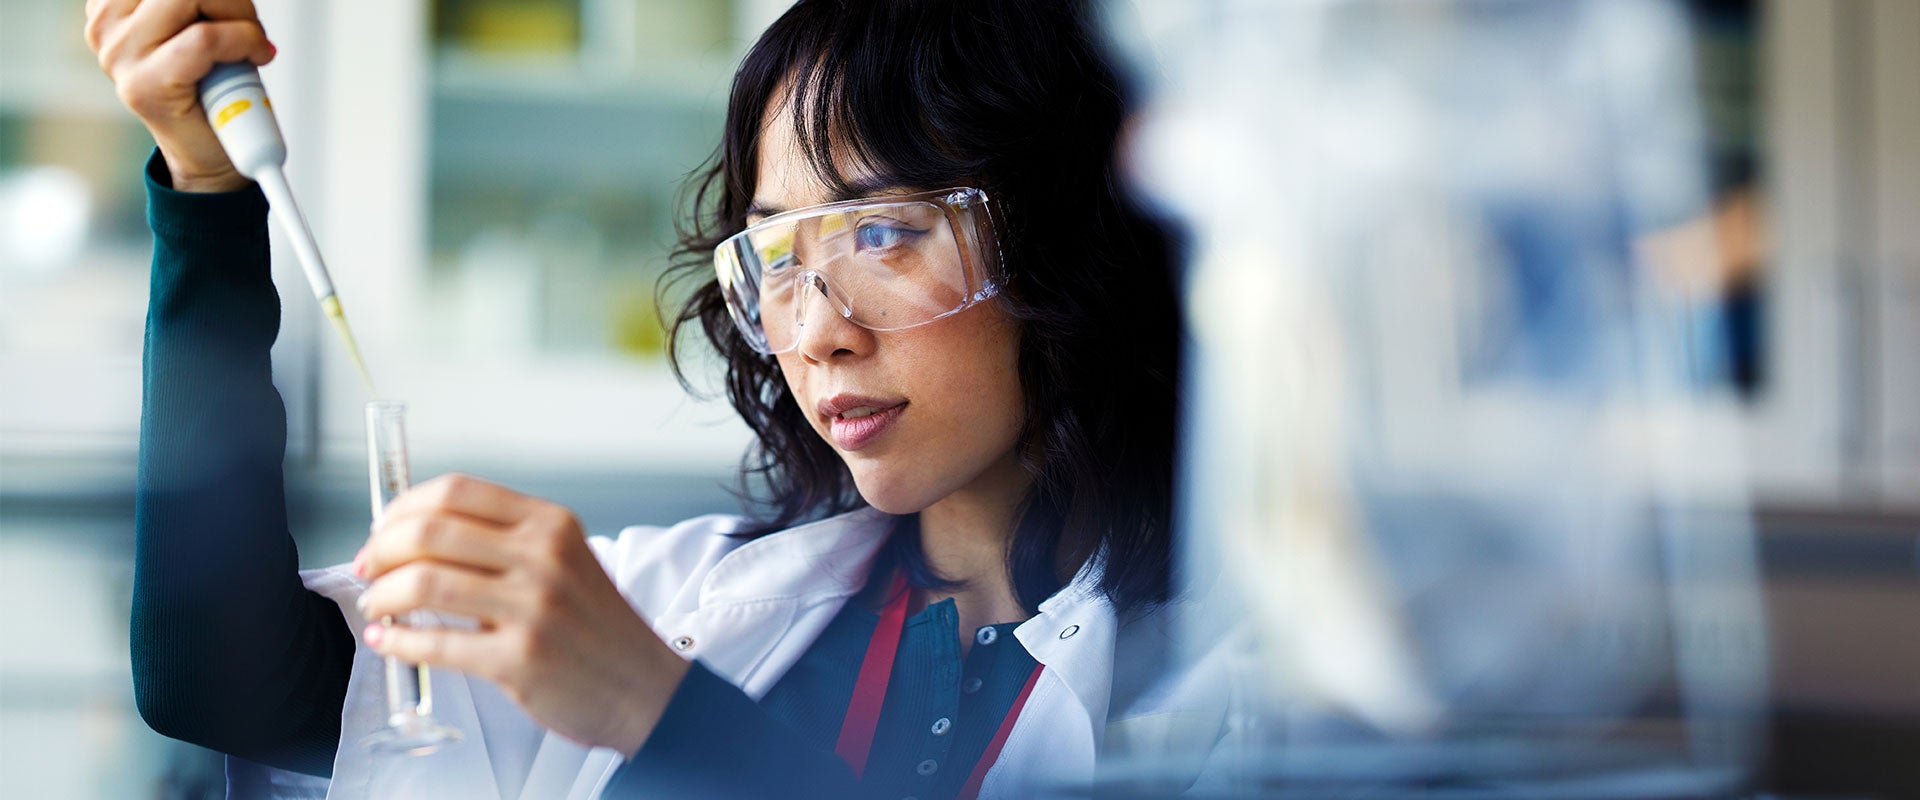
[659,0,1182,616]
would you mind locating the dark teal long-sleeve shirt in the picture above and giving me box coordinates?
[130,151,1038,797]
[132,152,356,777]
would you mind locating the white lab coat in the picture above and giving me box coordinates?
[227,506,1234,799]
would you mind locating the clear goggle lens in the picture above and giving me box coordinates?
[714,188,1000,354]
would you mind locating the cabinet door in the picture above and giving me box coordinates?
[1747,0,1852,502]
[1865,0,1920,502]
[297,0,769,473]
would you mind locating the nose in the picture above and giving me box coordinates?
[793,270,870,362]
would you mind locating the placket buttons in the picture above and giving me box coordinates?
[975,627,998,646]
[930,717,952,736]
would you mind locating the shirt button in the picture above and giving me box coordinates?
[963,677,984,694]
[671,635,695,651]
[975,627,998,646]
[1059,624,1080,640]
[916,759,939,776]
[930,717,951,736]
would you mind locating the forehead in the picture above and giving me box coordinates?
[751,86,896,218]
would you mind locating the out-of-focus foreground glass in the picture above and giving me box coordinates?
[1107,0,1765,796]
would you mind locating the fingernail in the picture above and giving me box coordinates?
[352,550,367,578]
[364,623,383,647]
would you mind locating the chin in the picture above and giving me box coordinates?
[846,461,945,516]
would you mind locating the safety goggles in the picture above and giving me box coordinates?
[713,187,1003,355]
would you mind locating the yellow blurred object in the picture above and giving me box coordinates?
[611,284,667,358]
[437,0,581,54]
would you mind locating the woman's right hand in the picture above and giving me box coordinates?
[84,0,277,193]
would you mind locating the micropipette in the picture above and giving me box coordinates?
[198,62,378,394]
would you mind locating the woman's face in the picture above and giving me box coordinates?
[754,100,1028,515]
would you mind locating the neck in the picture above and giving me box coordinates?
[916,450,1032,646]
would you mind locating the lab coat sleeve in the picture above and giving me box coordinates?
[600,659,861,800]
[131,149,356,778]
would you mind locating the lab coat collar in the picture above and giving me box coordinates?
[696,505,895,606]
[1014,554,1118,750]
[698,509,1121,737]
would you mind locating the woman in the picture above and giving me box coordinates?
[88,0,1209,796]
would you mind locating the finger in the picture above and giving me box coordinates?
[106,0,265,65]
[360,561,518,625]
[121,20,274,109]
[365,623,509,683]
[85,0,135,20]
[113,20,271,119]
[84,0,141,53]
[509,504,591,566]
[126,0,263,46]
[385,474,537,527]
[364,508,518,579]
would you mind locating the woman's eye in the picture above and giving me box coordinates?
[766,252,797,274]
[855,222,920,251]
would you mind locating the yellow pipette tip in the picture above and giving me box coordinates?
[320,295,380,397]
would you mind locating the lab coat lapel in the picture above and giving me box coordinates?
[695,507,893,608]
[512,733,611,800]
[990,562,1119,796]
[660,507,895,697]
[1015,561,1118,738]
[574,508,898,795]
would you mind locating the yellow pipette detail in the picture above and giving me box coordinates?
[321,295,379,396]
[200,63,381,397]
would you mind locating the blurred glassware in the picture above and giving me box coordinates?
[1103,0,1766,796]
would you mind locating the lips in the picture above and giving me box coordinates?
[818,393,908,451]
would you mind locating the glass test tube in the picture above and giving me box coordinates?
[359,401,462,755]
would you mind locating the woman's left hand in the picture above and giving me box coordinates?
[356,473,688,758]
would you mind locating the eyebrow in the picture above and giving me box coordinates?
[746,178,907,220]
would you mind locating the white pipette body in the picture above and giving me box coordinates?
[198,63,377,394]
[197,62,336,304]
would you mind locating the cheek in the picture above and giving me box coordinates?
[773,352,822,431]
[773,352,805,398]
[907,309,1025,443]
[764,306,1025,514]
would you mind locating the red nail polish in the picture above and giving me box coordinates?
[364,623,383,647]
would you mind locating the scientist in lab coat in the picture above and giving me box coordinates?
[89,0,1225,796]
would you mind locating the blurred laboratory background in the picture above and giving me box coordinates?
[0,0,1915,797]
